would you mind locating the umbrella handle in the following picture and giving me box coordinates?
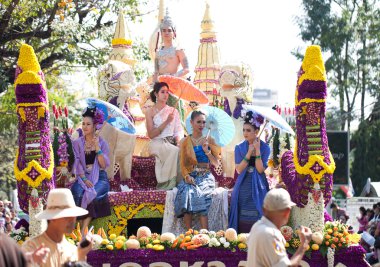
[257,120,269,138]
[205,128,211,140]
[172,89,184,111]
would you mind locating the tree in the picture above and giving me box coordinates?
[295,0,380,131]
[351,97,380,194]
[0,0,145,93]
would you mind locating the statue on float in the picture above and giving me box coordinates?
[218,63,254,179]
[149,8,190,120]
[97,11,142,180]
[14,44,54,236]
[281,45,335,232]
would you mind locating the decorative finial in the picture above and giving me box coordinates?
[158,0,165,23]
[160,8,175,30]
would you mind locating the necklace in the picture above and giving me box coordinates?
[191,135,204,145]
[84,139,95,154]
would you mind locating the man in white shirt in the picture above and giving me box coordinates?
[247,188,312,267]
[23,189,92,266]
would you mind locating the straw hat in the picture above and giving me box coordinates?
[35,188,88,220]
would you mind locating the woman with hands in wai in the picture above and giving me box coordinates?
[146,82,184,190]
[229,110,271,233]
[71,107,111,233]
[174,110,221,230]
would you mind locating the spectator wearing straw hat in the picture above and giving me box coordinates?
[247,188,312,267]
[22,189,92,267]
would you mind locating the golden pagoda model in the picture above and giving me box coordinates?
[109,11,136,67]
[193,2,221,104]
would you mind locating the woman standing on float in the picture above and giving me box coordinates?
[146,82,184,190]
[71,107,111,232]
[174,110,221,230]
[229,110,270,233]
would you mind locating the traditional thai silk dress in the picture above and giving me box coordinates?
[71,136,111,219]
[148,105,184,190]
[229,140,270,233]
[174,136,221,217]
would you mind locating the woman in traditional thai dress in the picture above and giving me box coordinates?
[174,110,221,230]
[146,82,184,190]
[71,107,111,232]
[229,110,270,233]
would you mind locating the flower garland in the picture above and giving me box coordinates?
[283,220,361,258]
[66,226,248,252]
[293,142,336,184]
[295,91,326,107]
[14,144,54,188]
[10,227,29,245]
[112,38,133,46]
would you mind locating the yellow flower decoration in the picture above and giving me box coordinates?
[295,97,325,108]
[18,107,26,122]
[298,45,327,86]
[17,44,41,73]
[14,145,54,188]
[112,38,133,46]
[293,142,336,183]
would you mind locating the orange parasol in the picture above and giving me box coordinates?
[158,75,209,104]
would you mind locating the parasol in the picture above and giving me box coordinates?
[242,104,295,136]
[86,97,136,134]
[158,75,209,104]
[185,106,235,147]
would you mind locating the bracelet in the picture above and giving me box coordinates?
[243,157,249,163]
[255,155,261,159]
[81,176,88,182]
[96,150,103,155]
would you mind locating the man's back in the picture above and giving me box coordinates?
[247,217,291,267]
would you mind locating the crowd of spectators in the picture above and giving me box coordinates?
[354,202,380,264]
[0,199,20,235]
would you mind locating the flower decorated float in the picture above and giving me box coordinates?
[279,45,368,266]
[13,44,54,237]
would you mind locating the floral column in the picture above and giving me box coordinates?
[281,45,335,232]
[13,44,55,214]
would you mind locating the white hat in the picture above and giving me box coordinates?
[263,188,296,211]
[35,188,88,220]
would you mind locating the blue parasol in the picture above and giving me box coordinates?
[242,104,295,135]
[86,97,136,134]
[185,106,235,147]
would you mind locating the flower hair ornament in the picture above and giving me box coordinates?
[243,110,264,129]
[82,107,105,130]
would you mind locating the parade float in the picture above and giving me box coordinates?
[10,2,370,267]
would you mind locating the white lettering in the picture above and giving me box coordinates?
[149,263,172,267]
[208,261,226,267]
[119,263,143,267]
[180,261,205,267]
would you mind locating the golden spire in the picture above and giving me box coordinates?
[200,2,216,39]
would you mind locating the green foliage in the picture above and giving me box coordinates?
[0,126,17,200]
[0,0,144,93]
[351,115,380,194]
[272,128,280,166]
[296,0,380,130]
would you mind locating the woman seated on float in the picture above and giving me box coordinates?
[146,82,184,190]
[229,110,270,233]
[174,110,221,230]
[71,107,111,232]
